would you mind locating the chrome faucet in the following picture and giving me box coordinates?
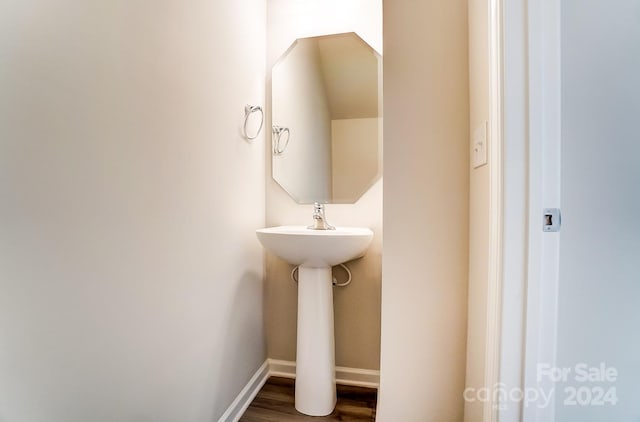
[307,202,335,230]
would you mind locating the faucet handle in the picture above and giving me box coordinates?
[308,202,334,230]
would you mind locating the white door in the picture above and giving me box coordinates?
[522,1,640,421]
[552,0,640,420]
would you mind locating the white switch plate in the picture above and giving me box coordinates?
[472,121,488,169]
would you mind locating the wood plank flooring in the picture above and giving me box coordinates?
[239,377,377,421]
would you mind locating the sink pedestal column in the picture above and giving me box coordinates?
[295,266,336,416]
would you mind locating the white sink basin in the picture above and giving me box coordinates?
[255,225,374,416]
[256,225,373,268]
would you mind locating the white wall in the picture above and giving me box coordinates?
[266,0,383,371]
[0,1,266,421]
[378,0,470,420]
[272,39,332,203]
[554,1,640,420]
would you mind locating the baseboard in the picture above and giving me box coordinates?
[219,358,380,421]
[335,365,380,389]
[218,360,270,422]
[267,359,380,389]
[267,358,297,379]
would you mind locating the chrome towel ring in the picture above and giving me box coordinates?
[272,125,290,155]
[243,105,264,140]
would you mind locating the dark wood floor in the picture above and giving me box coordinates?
[239,377,377,421]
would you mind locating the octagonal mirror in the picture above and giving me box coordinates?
[271,32,382,204]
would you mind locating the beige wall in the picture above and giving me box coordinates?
[0,1,266,421]
[377,0,470,420]
[266,0,383,370]
[464,0,491,420]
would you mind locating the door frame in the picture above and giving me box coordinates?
[521,0,562,421]
[488,0,563,421]
[483,0,505,419]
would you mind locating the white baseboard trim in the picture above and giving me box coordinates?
[267,358,297,379]
[267,359,380,389]
[335,365,380,389]
[218,360,270,422]
[219,358,380,421]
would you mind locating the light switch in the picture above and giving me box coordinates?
[472,121,488,169]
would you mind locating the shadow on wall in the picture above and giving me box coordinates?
[332,248,382,369]
[265,241,382,370]
[208,271,266,419]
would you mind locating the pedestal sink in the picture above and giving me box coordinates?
[256,225,373,416]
